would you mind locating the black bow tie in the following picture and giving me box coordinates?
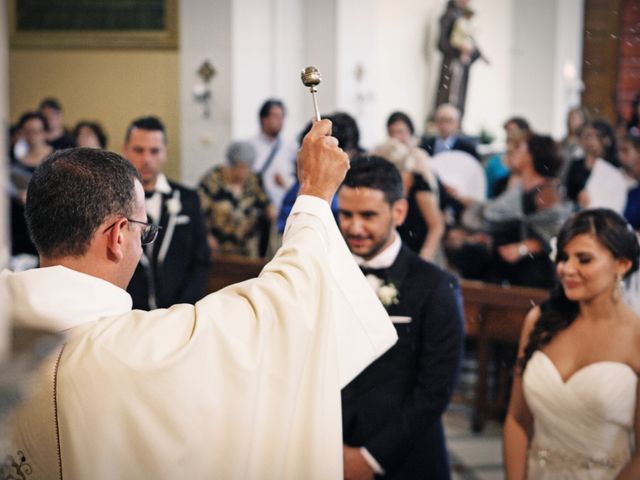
[360,266,389,280]
[144,190,156,199]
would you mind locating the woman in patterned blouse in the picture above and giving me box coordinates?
[198,141,274,257]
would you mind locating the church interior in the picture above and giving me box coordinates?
[1,0,640,478]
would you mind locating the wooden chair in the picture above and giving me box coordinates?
[206,256,549,432]
[207,254,267,293]
[460,279,549,432]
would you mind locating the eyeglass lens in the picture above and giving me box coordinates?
[141,224,159,245]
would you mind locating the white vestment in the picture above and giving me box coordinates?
[2,195,397,480]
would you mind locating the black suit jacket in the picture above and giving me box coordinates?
[342,246,464,479]
[128,180,211,310]
[420,136,479,160]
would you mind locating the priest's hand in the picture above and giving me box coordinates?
[343,445,375,480]
[297,119,350,203]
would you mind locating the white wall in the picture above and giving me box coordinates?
[552,0,584,138]
[371,0,440,147]
[179,0,585,183]
[232,0,308,141]
[509,0,583,138]
[463,0,513,139]
[335,0,378,148]
[303,0,338,119]
[179,0,232,186]
[510,0,557,134]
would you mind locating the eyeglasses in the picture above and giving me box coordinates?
[127,218,161,245]
[104,218,162,245]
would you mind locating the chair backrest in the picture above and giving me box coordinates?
[207,254,268,293]
[429,150,487,202]
[460,279,549,341]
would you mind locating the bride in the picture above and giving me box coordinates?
[503,208,640,479]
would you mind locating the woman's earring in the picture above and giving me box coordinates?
[612,273,625,303]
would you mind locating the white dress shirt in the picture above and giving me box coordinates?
[351,231,403,475]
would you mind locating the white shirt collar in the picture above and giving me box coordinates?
[353,231,402,269]
[146,174,171,223]
[154,173,171,194]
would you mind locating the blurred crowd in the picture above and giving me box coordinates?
[7,93,640,294]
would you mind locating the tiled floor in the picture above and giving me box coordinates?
[445,403,505,480]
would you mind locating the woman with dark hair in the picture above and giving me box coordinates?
[386,111,415,144]
[560,106,590,162]
[449,133,571,288]
[504,209,640,479]
[378,111,445,263]
[10,112,54,259]
[73,120,108,149]
[564,118,627,213]
[485,116,531,198]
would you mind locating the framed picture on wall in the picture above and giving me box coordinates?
[9,0,178,49]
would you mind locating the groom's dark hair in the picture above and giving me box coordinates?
[341,155,404,205]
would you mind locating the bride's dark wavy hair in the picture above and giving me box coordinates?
[519,209,640,371]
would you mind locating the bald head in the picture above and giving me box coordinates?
[434,103,461,138]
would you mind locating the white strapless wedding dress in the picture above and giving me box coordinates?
[523,351,637,479]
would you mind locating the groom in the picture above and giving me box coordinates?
[338,156,464,479]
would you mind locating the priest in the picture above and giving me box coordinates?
[2,119,397,479]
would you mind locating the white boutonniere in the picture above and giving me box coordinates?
[377,282,399,309]
[165,197,182,215]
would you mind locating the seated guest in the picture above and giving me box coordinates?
[8,122,26,164]
[331,111,365,158]
[11,112,53,172]
[73,120,108,149]
[620,135,640,230]
[339,156,463,480]
[277,112,359,233]
[373,138,445,263]
[485,116,531,198]
[564,118,627,213]
[123,116,210,310]
[559,106,589,166]
[420,103,479,160]
[386,110,439,189]
[10,112,54,258]
[39,97,75,150]
[387,111,424,151]
[447,134,571,288]
[198,141,274,257]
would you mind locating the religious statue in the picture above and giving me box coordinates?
[434,0,486,118]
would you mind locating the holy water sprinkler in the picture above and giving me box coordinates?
[301,66,322,121]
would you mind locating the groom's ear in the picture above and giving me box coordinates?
[392,199,408,227]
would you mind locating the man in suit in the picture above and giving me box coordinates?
[420,103,479,160]
[338,156,464,480]
[123,116,211,310]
